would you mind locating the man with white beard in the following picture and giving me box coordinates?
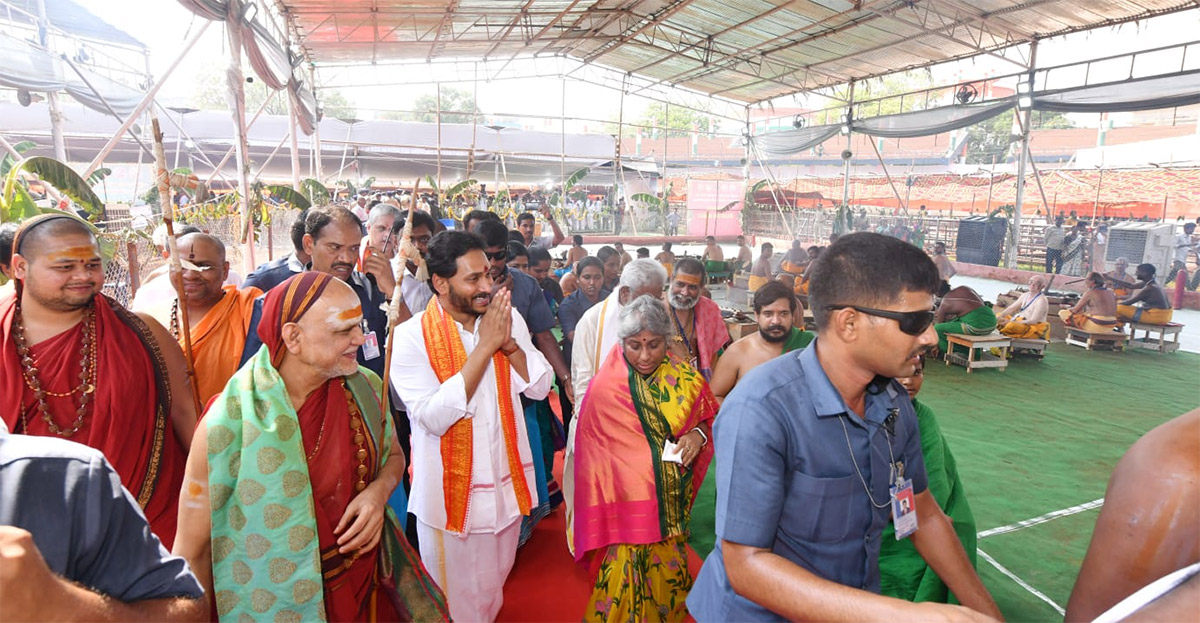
[664,258,731,380]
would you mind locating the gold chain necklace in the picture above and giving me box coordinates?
[14,301,98,437]
[305,409,328,461]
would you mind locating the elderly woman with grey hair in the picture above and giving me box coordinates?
[571,294,719,622]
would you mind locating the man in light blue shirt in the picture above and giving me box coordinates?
[688,232,1002,622]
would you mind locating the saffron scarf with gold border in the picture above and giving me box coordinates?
[420,296,532,534]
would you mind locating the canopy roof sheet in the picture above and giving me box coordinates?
[277,0,1197,103]
[4,0,145,49]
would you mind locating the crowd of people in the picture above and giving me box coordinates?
[0,199,1196,623]
[1041,213,1200,289]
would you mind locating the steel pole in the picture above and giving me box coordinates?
[841,80,855,208]
[1010,40,1038,268]
[84,21,211,178]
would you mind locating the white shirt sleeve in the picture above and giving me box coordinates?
[391,314,474,437]
[508,308,553,400]
[571,311,597,402]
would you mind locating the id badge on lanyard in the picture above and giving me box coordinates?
[360,319,382,361]
[891,460,918,539]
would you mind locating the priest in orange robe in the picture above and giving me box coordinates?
[0,214,196,548]
[169,233,261,405]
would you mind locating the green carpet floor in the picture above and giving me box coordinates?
[687,343,1200,622]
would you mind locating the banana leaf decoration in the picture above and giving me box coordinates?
[264,184,312,211]
[726,179,769,211]
[549,168,589,208]
[2,156,105,222]
[444,179,478,202]
[631,191,667,213]
[0,141,36,178]
[87,167,112,188]
[301,178,330,205]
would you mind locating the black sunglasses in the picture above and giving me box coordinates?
[484,250,507,261]
[824,305,935,336]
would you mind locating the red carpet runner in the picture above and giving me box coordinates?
[497,393,704,622]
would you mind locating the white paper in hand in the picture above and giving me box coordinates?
[661,439,684,464]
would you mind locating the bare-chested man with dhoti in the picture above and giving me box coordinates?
[1059,272,1120,332]
[933,285,996,355]
[709,282,813,403]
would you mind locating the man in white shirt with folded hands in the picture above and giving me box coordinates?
[391,230,552,623]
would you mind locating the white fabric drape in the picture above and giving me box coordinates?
[0,33,143,117]
[174,0,318,133]
[755,70,1200,156]
[1034,70,1200,113]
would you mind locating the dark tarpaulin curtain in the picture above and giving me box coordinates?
[754,70,1200,154]
[174,0,317,134]
[64,69,143,117]
[754,99,1014,156]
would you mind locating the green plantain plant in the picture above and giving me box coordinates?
[1,156,106,224]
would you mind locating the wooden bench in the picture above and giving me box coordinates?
[1065,327,1128,351]
[1126,322,1183,354]
[944,333,1010,373]
[1009,338,1049,360]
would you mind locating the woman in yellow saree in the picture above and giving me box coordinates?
[573,295,719,622]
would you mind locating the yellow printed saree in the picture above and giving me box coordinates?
[574,345,718,621]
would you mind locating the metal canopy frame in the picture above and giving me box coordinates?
[271,0,1199,105]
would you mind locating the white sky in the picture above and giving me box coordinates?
[75,0,1200,130]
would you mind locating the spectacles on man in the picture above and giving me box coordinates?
[823,304,935,336]
[484,250,507,261]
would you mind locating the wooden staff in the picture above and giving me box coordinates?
[380,180,425,409]
[150,116,203,417]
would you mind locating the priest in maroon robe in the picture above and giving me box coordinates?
[0,213,196,548]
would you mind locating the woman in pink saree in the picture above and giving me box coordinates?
[572,295,719,622]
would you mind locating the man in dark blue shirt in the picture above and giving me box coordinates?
[0,425,206,621]
[555,256,608,432]
[243,209,310,293]
[688,232,1002,622]
[242,207,392,378]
